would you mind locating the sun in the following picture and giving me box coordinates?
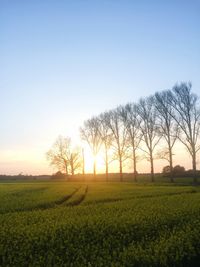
[83,145,105,174]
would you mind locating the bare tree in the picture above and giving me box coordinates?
[154,91,179,182]
[80,117,102,176]
[119,103,142,181]
[46,136,82,176]
[105,108,129,181]
[138,97,162,182]
[46,136,70,175]
[98,112,113,181]
[69,148,82,176]
[167,82,200,183]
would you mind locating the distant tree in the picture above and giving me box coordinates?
[69,148,82,176]
[162,165,171,176]
[105,107,129,181]
[154,91,179,182]
[46,136,82,176]
[167,82,200,183]
[162,165,186,178]
[138,97,162,182]
[46,136,70,175]
[51,171,66,179]
[98,112,113,181]
[80,117,102,176]
[119,103,142,182]
[173,165,185,176]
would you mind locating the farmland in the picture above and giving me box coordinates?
[0,180,200,267]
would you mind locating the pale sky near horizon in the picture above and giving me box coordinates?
[0,0,200,175]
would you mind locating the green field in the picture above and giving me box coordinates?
[0,181,200,267]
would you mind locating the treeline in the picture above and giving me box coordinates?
[47,82,200,183]
[0,174,51,180]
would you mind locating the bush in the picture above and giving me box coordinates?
[51,171,67,179]
[173,165,185,176]
[162,165,186,177]
[162,166,171,176]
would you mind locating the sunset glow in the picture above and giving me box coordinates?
[1,1,200,176]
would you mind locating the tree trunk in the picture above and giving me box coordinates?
[105,150,108,182]
[150,151,154,182]
[169,146,174,183]
[119,156,123,182]
[65,162,68,176]
[192,150,197,184]
[133,149,137,182]
[105,164,108,182]
[82,148,85,175]
[71,159,74,177]
[70,155,74,177]
[93,159,96,177]
[71,166,74,176]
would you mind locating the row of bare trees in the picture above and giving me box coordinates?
[47,82,200,183]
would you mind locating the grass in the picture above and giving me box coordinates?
[0,179,200,266]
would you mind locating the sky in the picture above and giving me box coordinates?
[0,0,200,175]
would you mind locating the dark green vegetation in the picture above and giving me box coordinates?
[0,180,200,267]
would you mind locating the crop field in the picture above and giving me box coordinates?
[0,181,200,267]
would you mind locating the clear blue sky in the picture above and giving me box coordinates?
[0,0,200,174]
